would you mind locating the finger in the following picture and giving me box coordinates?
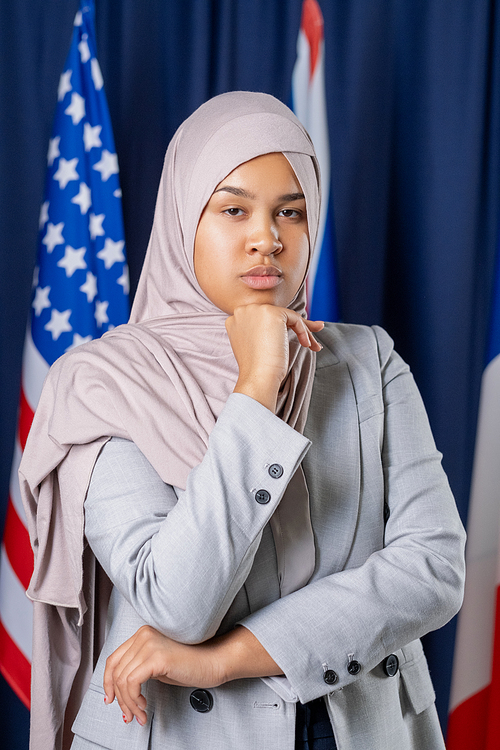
[304,319,325,332]
[300,318,324,351]
[113,651,152,725]
[284,312,321,350]
[104,637,136,705]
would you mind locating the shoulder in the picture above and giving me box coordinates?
[315,322,396,370]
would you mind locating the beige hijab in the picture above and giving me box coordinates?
[20,91,321,750]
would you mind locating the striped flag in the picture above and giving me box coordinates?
[291,0,338,322]
[447,252,500,746]
[0,0,129,709]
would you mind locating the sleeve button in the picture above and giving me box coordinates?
[323,669,338,685]
[268,463,284,479]
[255,489,271,504]
[347,660,361,676]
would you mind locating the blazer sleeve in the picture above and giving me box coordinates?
[84,392,310,644]
[239,326,466,704]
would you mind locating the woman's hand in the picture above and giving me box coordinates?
[103,625,283,726]
[103,626,225,725]
[226,304,324,411]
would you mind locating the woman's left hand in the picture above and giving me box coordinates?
[103,625,225,726]
[103,624,283,726]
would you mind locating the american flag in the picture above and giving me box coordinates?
[0,0,129,708]
[291,0,338,322]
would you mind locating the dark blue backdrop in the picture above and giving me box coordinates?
[1,1,500,747]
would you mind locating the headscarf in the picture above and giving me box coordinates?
[20,91,321,750]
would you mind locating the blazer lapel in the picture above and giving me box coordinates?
[303,352,361,579]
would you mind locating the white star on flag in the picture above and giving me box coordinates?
[65,333,93,352]
[93,150,119,181]
[79,271,98,302]
[71,182,92,214]
[47,136,61,167]
[57,245,87,277]
[94,300,109,328]
[117,266,130,295]
[89,212,105,240]
[32,286,51,316]
[42,222,65,253]
[97,238,125,269]
[74,10,82,25]
[113,189,122,198]
[39,201,49,229]
[78,35,91,63]
[57,70,72,101]
[65,91,86,125]
[44,308,72,340]
[54,157,79,189]
[91,58,104,90]
[83,123,102,151]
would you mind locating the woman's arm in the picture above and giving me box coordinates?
[85,393,310,643]
[103,624,280,725]
[238,327,466,704]
[85,306,322,644]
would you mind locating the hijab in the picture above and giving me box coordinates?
[20,91,321,750]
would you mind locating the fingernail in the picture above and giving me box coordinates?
[104,695,108,704]
[136,716,145,726]
[122,714,128,723]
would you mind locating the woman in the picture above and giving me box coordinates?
[21,92,466,750]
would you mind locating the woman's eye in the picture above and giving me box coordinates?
[224,207,244,217]
[278,209,300,218]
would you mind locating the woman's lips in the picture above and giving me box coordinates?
[241,265,282,290]
[241,275,283,289]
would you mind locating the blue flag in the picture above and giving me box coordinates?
[32,0,129,366]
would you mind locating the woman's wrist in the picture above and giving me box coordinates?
[213,625,283,683]
[233,375,280,413]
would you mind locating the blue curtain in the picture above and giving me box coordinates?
[1,1,500,746]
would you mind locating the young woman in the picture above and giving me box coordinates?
[21,92,466,750]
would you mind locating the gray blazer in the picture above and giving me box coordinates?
[71,324,466,750]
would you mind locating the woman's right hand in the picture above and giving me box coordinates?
[226,304,323,412]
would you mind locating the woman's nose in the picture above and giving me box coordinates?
[246,220,282,255]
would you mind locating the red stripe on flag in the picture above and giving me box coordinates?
[301,0,323,80]
[447,686,489,749]
[3,500,33,591]
[0,618,31,709]
[18,386,34,451]
[485,585,500,748]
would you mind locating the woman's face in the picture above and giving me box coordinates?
[193,152,309,315]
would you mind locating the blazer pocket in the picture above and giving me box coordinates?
[72,684,153,750]
[399,641,436,715]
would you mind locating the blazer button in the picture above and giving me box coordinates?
[189,689,214,713]
[268,463,284,479]
[383,654,399,677]
[323,669,338,685]
[255,489,271,504]
[347,660,361,676]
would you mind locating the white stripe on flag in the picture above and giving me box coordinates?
[450,352,500,710]
[0,546,33,662]
[9,441,26,525]
[22,328,50,411]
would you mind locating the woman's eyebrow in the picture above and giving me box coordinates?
[279,192,305,202]
[213,187,305,202]
[213,186,255,199]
